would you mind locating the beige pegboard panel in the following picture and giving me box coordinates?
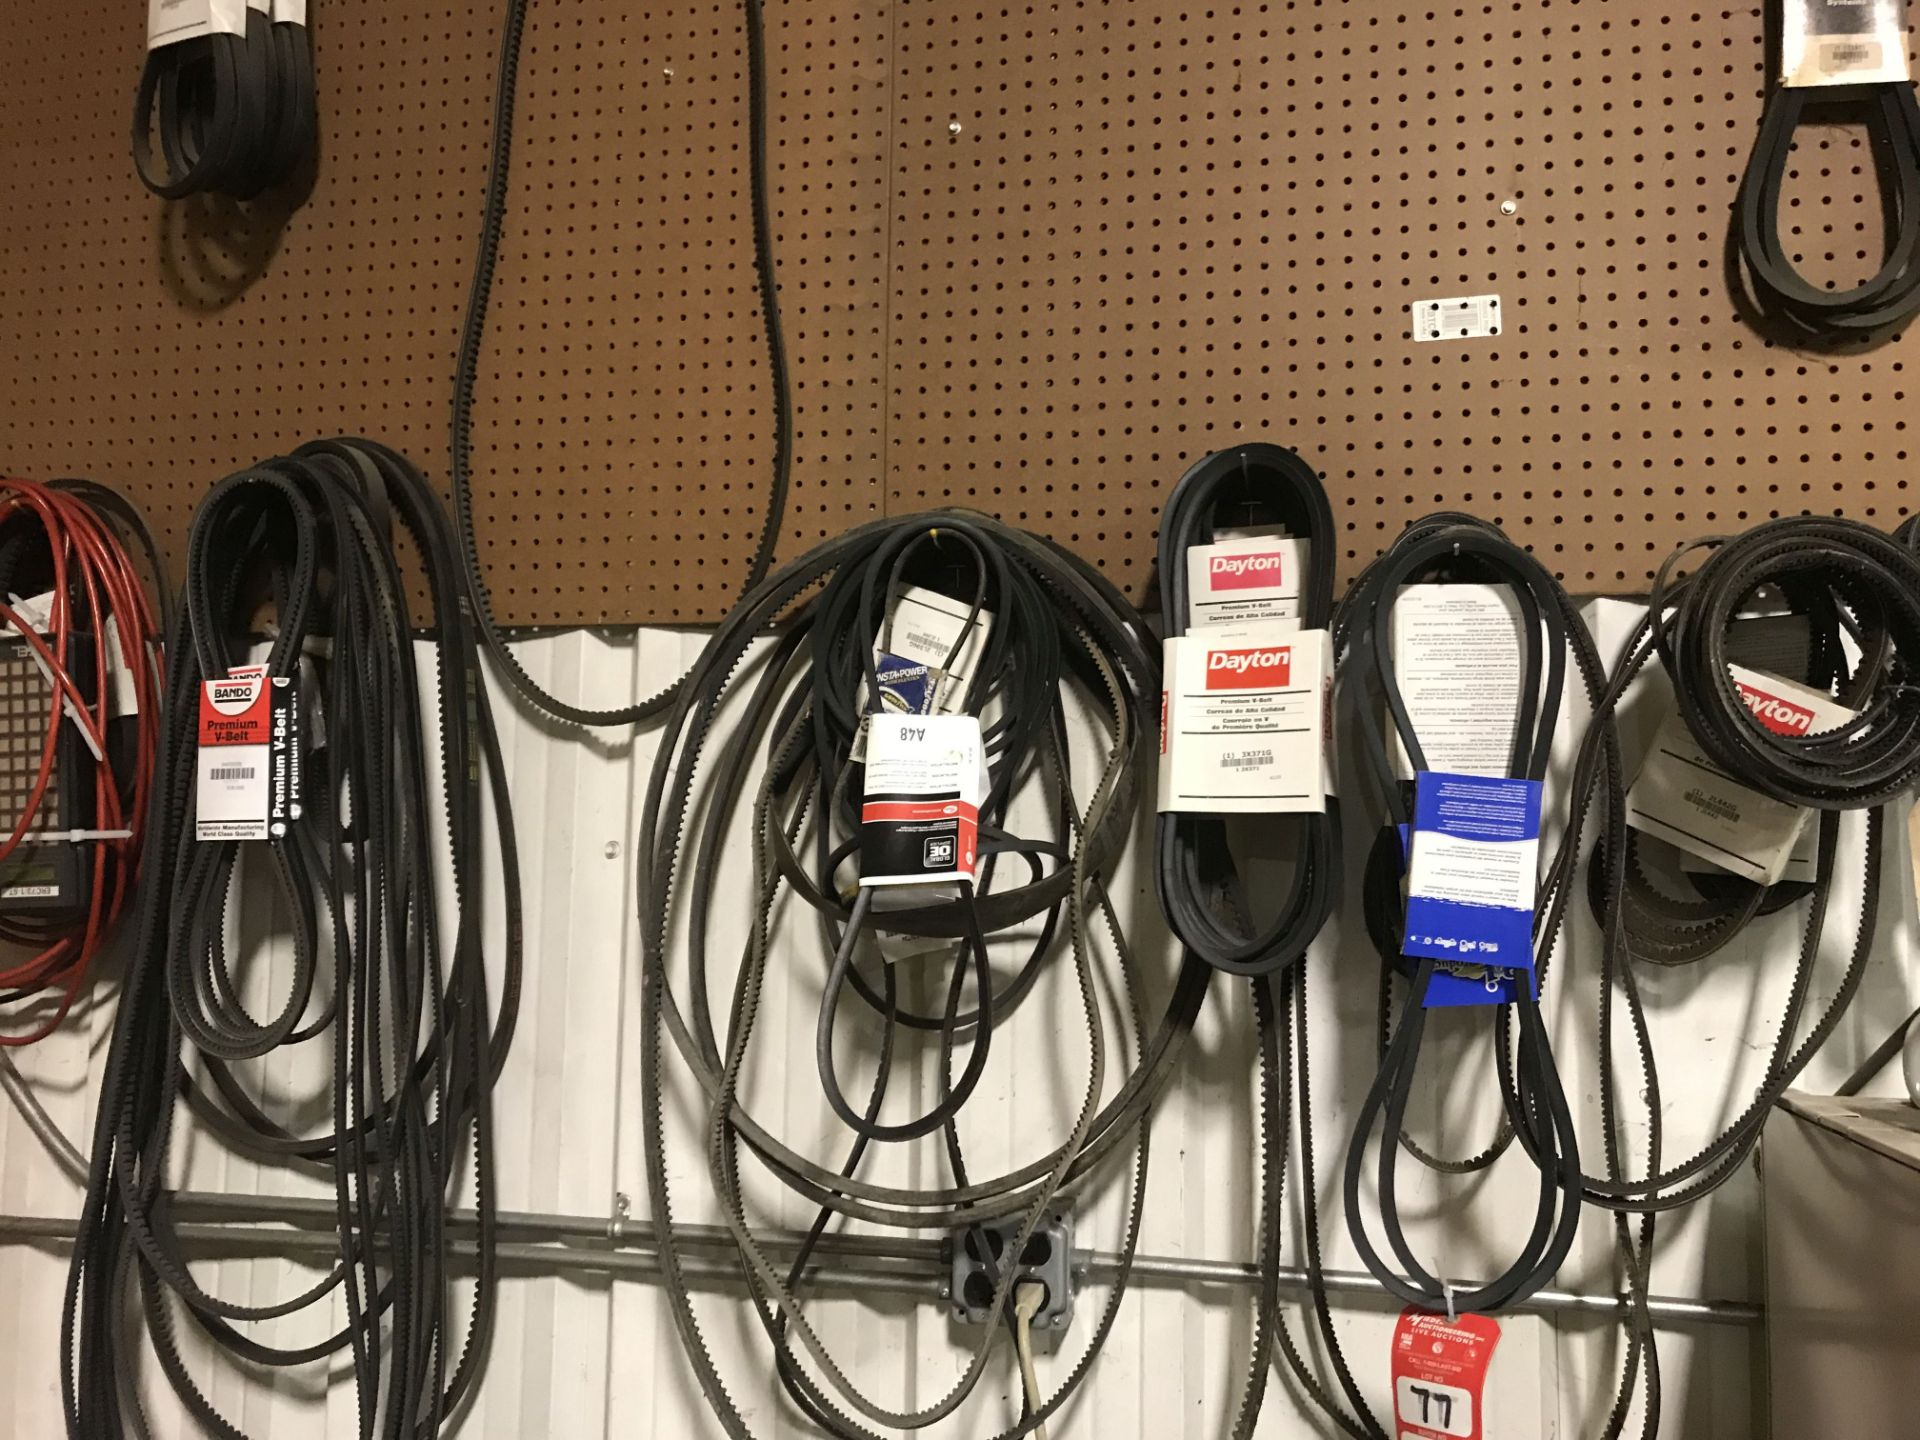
[2,1,1915,622]
[883,0,1920,600]
[0,3,499,607]
[469,0,890,619]
[0,1,888,624]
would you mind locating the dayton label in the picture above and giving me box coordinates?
[1205,645,1292,690]
[1208,551,1285,590]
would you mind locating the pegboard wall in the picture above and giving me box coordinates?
[0,1,1914,624]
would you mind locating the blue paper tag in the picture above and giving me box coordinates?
[874,652,940,715]
[1403,771,1542,1008]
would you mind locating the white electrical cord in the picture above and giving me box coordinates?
[1012,1281,1049,1440]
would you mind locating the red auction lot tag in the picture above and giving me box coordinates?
[1390,1307,1501,1439]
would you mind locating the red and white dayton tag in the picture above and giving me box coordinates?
[1205,643,1292,690]
[1185,534,1307,629]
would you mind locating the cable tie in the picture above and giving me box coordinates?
[46,829,133,844]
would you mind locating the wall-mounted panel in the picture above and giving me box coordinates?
[0,1,1912,622]
[882,1,1918,600]
[0,1,890,624]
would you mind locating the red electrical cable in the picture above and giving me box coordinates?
[0,479,162,1045]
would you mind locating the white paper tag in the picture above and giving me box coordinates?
[271,0,306,21]
[1412,295,1503,342]
[1669,614,1817,882]
[879,585,992,716]
[1390,585,1525,779]
[1185,535,1308,631]
[1681,822,1818,885]
[1625,667,1855,885]
[1782,0,1911,86]
[859,714,986,888]
[246,0,269,12]
[149,0,247,47]
[1157,625,1333,813]
[1213,523,1291,542]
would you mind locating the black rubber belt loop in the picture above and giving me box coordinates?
[132,6,311,200]
[1735,79,1920,337]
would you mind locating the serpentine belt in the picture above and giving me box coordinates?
[1545,516,1920,1218]
[1332,515,1681,1431]
[1734,79,1920,337]
[637,510,1286,1439]
[62,439,523,1439]
[134,6,312,200]
[1336,517,1589,1316]
[449,0,792,727]
[1152,444,1376,1439]
[1583,574,1857,968]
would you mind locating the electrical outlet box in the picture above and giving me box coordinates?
[948,1212,1077,1333]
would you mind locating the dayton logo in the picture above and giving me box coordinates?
[1206,646,1291,689]
[1209,552,1284,591]
[1734,682,1815,737]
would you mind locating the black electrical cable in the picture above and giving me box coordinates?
[637,509,1275,1440]
[63,438,523,1439]
[1734,77,1920,337]
[134,5,312,200]
[1150,445,1378,1440]
[450,0,791,727]
[1337,517,1587,1316]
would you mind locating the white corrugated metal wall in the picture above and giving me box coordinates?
[0,609,1911,1438]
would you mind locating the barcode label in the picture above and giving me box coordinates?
[1224,749,1274,771]
[209,765,254,782]
[1412,294,1501,342]
[1822,40,1881,72]
[1782,0,1909,87]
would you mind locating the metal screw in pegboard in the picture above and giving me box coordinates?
[947,120,963,137]
[1499,199,1518,216]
